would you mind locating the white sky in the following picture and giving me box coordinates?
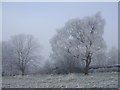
[1,2,118,60]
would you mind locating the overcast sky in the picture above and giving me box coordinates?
[2,2,118,60]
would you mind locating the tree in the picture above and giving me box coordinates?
[10,34,41,76]
[107,47,118,65]
[50,12,106,75]
[2,41,18,76]
[50,29,83,74]
[90,50,107,67]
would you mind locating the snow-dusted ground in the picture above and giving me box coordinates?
[2,72,118,88]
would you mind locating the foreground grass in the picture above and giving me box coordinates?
[2,72,118,88]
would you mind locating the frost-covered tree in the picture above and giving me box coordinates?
[50,29,83,74]
[2,41,18,76]
[50,12,106,75]
[91,50,107,67]
[107,47,118,65]
[9,34,41,76]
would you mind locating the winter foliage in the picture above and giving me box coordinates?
[50,12,107,75]
[1,12,119,88]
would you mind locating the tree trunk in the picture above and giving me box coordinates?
[21,69,25,76]
[84,55,91,75]
[84,62,89,75]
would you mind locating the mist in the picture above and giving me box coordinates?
[1,2,119,88]
[2,2,118,60]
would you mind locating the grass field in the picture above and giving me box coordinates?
[2,72,118,88]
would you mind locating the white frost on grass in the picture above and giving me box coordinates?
[2,72,118,88]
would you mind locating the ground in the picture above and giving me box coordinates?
[2,72,118,88]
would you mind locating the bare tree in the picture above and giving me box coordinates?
[50,12,106,75]
[10,34,41,76]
